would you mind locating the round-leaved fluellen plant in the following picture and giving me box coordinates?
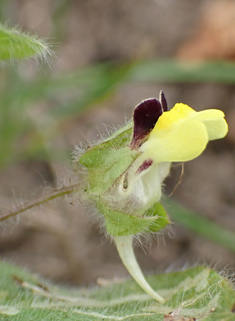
[73,91,228,303]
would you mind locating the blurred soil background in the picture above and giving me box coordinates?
[0,0,235,286]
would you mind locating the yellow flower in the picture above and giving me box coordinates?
[78,91,228,217]
[140,103,228,163]
[114,96,228,215]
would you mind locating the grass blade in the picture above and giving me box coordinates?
[166,200,235,252]
[130,59,235,84]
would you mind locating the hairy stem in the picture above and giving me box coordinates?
[113,235,164,303]
[0,184,78,222]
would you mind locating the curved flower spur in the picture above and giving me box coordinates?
[74,91,228,303]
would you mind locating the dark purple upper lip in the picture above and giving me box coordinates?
[130,91,168,149]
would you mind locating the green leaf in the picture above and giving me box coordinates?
[0,261,234,320]
[0,24,50,60]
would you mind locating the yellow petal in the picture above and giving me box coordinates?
[141,119,208,163]
[150,103,195,134]
[142,103,228,163]
[172,103,196,118]
[191,109,228,140]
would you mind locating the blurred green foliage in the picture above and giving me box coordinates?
[0,63,131,166]
[130,59,235,84]
[166,200,235,252]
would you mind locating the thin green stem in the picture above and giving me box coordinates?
[0,184,78,222]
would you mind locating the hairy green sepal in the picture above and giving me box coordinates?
[98,202,170,236]
[80,145,137,195]
[76,122,171,237]
[78,124,137,196]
